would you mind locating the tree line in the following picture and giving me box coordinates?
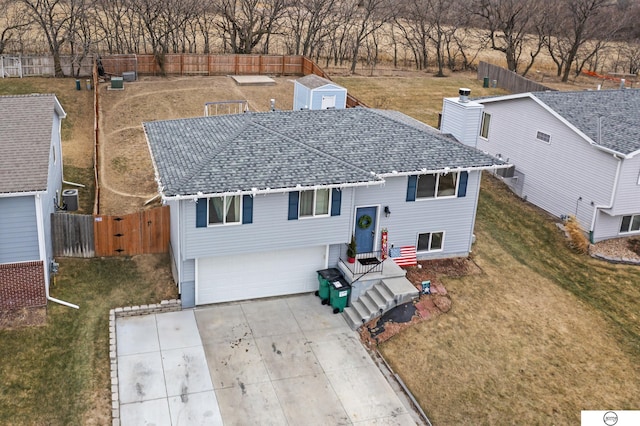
[1,0,639,80]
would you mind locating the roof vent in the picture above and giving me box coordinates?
[459,88,471,103]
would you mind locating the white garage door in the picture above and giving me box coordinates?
[196,246,327,305]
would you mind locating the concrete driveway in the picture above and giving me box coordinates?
[116,293,417,425]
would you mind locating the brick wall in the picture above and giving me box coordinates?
[0,261,47,310]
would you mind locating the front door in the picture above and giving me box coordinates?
[354,206,377,253]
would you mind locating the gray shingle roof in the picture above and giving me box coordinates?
[144,108,503,197]
[0,94,65,193]
[296,74,339,90]
[533,89,640,155]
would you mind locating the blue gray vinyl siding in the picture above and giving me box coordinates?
[440,98,484,148]
[328,244,342,267]
[611,155,640,216]
[293,83,347,111]
[0,196,39,263]
[43,116,64,267]
[478,98,617,233]
[183,188,355,260]
[354,175,480,259]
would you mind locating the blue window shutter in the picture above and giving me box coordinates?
[406,175,417,202]
[242,195,253,224]
[458,171,468,197]
[196,198,207,228]
[331,188,341,216]
[288,191,299,220]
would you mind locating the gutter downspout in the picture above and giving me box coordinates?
[589,154,622,243]
[48,296,79,309]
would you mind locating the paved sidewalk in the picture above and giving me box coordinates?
[116,310,223,425]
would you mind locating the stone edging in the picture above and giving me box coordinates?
[590,253,640,265]
[109,299,182,426]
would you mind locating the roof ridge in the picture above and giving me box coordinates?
[250,117,382,184]
[170,117,253,193]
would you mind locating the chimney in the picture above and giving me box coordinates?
[459,88,471,103]
[620,79,626,89]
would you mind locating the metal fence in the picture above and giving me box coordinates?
[477,61,555,93]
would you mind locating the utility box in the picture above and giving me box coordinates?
[111,77,124,90]
[122,71,136,82]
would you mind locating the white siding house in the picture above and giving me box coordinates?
[441,89,640,242]
[0,94,66,310]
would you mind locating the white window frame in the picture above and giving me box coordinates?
[417,231,445,253]
[620,214,640,234]
[208,195,242,226]
[536,131,551,144]
[480,112,491,139]
[416,172,459,200]
[299,188,331,218]
[637,170,640,185]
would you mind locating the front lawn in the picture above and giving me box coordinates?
[0,255,177,424]
[379,176,640,424]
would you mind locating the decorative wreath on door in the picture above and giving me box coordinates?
[358,214,373,229]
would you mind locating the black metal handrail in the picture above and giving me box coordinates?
[339,244,384,278]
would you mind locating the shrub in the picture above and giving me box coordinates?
[564,216,590,254]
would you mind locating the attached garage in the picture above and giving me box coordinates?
[195,245,327,305]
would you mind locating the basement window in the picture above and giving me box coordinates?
[620,214,640,233]
[480,112,491,139]
[536,131,551,144]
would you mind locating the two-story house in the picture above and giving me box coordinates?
[441,88,640,243]
[0,94,66,310]
[144,108,505,308]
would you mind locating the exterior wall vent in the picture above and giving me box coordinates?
[459,88,471,103]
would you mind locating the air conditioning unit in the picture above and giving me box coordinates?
[63,189,79,211]
[496,165,515,178]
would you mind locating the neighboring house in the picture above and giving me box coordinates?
[440,88,640,243]
[293,74,347,110]
[145,108,504,308]
[0,94,66,310]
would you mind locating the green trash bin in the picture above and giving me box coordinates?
[483,76,489,88]
[316,268,341,305]
[329,277,351,314]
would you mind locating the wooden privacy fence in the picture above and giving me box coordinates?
[101,54,308,77]
[477,61,555,93]
[52,206,170,258]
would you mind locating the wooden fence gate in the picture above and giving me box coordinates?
[53,206,170,257]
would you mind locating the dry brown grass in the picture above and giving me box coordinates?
[565,216,590,254]
[98,75,295,214]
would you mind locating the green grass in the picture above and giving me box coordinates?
[0,256,177,425]
[62,165,95,214]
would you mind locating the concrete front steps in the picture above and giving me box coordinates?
[343,277,419,330]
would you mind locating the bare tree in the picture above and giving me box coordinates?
[282,0,337,57]
[473,0,546,74]
[18,0,75,76]
[347,0,395,73]
[394,0,432,70]
[210,0,287,54]
[0,0,32,54]
[545,0,622,82]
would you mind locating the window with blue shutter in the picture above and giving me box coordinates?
[331,188,341,216]
[288,191,299,220]
[458,171,468,197]
[196,198,207,228]
[406,175,417,202]
[242,195,253,224]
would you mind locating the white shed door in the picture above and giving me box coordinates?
[196,246,327,305]
[321,95,336,109]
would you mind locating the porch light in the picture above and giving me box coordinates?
[384,206,391,217]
